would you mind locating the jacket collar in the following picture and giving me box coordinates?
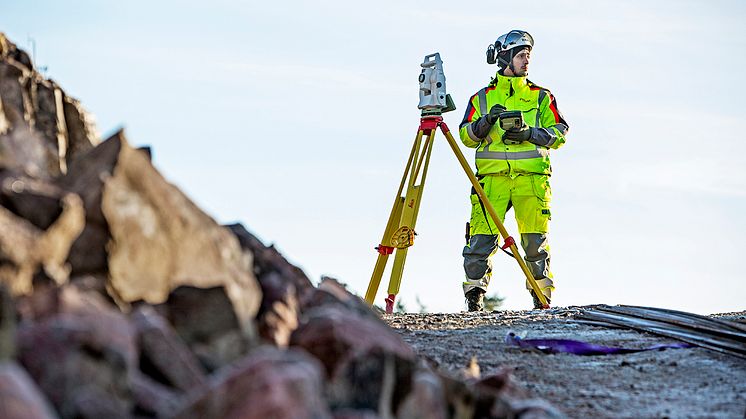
[492,72,528,93]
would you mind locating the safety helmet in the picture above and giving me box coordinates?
[486,30,534,67]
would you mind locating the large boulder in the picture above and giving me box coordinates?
[60,131,261,333]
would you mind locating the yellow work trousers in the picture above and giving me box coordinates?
[462,174,554,300]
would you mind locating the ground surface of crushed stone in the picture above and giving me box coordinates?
[384,307,746,418]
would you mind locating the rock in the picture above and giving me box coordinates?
[173,346,331,419]
[395,365,449,419]
[0,126,57,178]
[65,225,109,275]
[1,171,66,229]
[129,370,184,417]
[1,32,98,177]
[290,305,414,379]
[255,271,299,347]
[157,285,254,372]
[326,347,414,416]
[305,277,382,322]
[0,362,57,419]
[28,79,68,173]
[61,94,99,163]
[0,59,64,176]
[0,59,33,128]
[227,223,314,305]
[473,370,564,419]
[60,131,261,333]
[0,284,15,360]
[16,286,136,418]
[0,32,33,71]
[0,189,84,295]
[132,305,207,392]
[332,410,380,419]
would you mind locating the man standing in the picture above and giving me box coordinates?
[458,30,568,311]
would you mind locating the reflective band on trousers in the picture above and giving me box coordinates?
[476,147,549,160]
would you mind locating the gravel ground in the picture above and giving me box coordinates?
[384,307,746,418]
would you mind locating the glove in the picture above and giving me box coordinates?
[485,104,506,125]
[502,124,532,145]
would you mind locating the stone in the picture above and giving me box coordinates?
[255,270,299,347]
[16,286,136,418]
[156,286,253,372]
[473,370,564,419]
[0,190,84,295]
[0,362,57,419]
[60,131,261,333]
[326,347,414,416]
[290,305,414,379]
[395,365,449,419]
[61,94,98,164]
[132,305,207,392]
[227,223,315,305]
[173,346,331,419]
[0,171,66,229]
[129,371,184,417]
[1,32,97,177]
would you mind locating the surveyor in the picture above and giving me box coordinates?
[458,30,569,311]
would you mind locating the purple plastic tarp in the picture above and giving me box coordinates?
[505,332,694,355]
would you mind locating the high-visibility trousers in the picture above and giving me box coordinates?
[462,174,554,298]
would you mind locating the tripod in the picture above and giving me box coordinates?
[363,113,549,313]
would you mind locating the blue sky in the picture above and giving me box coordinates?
[3,0,745,313]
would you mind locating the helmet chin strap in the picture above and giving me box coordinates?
[508,60,517,75]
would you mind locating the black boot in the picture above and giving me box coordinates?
[531,290,550,309]
[465,289,485,312]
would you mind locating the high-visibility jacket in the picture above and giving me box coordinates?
[459,73,568,175]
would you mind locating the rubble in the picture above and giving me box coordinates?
[0,32,563,418]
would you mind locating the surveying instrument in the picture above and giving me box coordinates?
[363,53,549,313]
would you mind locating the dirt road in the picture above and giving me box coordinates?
[385,308,746,418]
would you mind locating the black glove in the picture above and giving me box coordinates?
[502,124,532,144]
[485,104,506,125]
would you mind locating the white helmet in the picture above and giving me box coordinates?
[486,30,534,67]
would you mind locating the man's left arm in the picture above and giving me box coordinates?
[528,91,569,149]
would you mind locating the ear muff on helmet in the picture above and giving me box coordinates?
[486,43,497,64]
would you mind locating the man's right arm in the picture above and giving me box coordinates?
[459,93,491,148]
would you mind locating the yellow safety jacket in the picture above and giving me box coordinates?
[459,73,568,175]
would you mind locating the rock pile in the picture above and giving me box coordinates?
[0,33,561,418]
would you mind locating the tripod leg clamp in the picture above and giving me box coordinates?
[376,245,395,255]
[501,236,516,250]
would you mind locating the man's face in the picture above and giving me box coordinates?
[511,48,531,76]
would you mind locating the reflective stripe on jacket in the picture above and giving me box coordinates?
[458,73,568,175]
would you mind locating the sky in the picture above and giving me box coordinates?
[2,0,745,314]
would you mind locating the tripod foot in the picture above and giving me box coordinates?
[385,294,396,313]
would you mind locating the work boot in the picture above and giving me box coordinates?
[531,291,550,309]
[465,289,485,312]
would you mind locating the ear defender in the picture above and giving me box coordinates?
[486,43,497,64]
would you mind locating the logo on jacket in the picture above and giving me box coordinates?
[519,98,531,103]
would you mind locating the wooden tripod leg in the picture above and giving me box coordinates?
[386,129,436,308]
[365,129,424,305]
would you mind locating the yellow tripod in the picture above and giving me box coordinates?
[364,115,549,312]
